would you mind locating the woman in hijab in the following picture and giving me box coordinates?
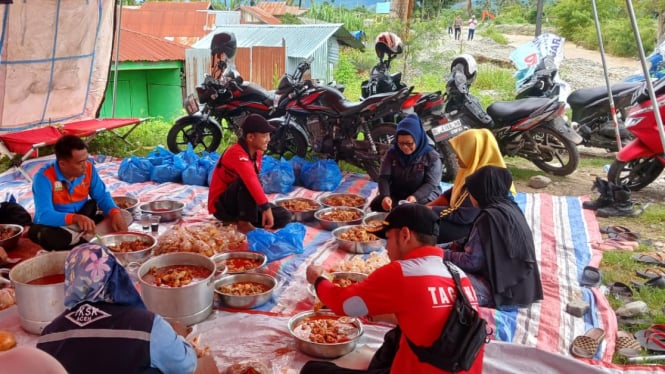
[36,243,197,374]
[428,128,515,243]
[370,113,442,212]
[444,165,543,308]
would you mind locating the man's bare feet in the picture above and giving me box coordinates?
[236,221,256,234]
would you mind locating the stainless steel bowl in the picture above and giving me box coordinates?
[274,197,322,222]
[318,193,367,209]
[140,200,184,222]
[214,273,276,309]
[0,224,23,250]
[113,195,139,214]
[212,251,267,274]
[308,272,368,298]
[362,211,388,227]
[288,310,364,358]
[314,207,364,231]
[91,231,156,265]
[331,225,385,254]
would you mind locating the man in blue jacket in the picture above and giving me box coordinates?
[27,135,127,251]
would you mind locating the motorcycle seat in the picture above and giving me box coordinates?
[336,89,407,116]
[487,97,556,126]
[567,82,641,108]
[240,82,276,102]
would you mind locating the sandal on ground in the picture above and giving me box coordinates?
[636,268,665,279]
[593,238,638,251]
[630,276,665,290]
[580,266,603,288]
[570,327,606,358]
[616,330,642,358]
[608,282,633,301]
[601,225,641,241]
[632,252,665,266]
[634,325,665,353]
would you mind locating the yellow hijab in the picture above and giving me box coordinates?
[448,128,516,208]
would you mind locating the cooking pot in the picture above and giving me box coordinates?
[0,251,68,335]
[136,252,226,326]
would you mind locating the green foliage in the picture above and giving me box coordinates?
[549,0,657,57]
[472,64,516,104]
[494,4,532,24]
[279,13,302,24]
[478,25,508,45]
[304,3,368,31]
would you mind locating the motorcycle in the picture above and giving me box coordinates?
[607,78,665,190]
[269,59,413,182]
[359,32,458,181]
[512,39,637,152]
[167,58,318,157]
[440,54,582,176]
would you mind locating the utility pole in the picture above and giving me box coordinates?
[535,0,544,36]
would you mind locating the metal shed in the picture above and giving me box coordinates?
[186,24,363,93]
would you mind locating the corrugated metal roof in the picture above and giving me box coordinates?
[238,6,281,25]
[140,1,211,11]
[257,1,308,16]
[121,6,214,43]
[113,29,187,62]
[191,24,363,57]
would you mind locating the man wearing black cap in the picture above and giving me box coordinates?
[302,203,484,373]
[208,114,292,233]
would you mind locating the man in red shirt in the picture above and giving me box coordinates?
[208,114,292,233]
[303,203,484,373]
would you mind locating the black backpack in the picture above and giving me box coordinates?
[406,262,491,372]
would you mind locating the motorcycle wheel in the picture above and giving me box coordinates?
[608,158,664,191]
[528,126,580,176]
[361,124,396,182]
[167,120,222,153]
[436,142,458,182]
[267,125,308,159]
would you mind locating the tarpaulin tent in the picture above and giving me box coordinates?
[0,0,116,130]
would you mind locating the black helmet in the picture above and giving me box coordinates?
[375,32,403,60]
[211,32,237,58]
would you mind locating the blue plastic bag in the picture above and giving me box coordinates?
[182,158,213,186]
[174,144,199,166]
[146,145,174,166]
[118,156,154,183]
[289,156,312,186]
[247,222,306,262]
[150,159,184,184]
[203,151,222,186]
[260,156,295,194]
[301,159,342,191]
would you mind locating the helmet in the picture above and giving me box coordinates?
[450,54,477,83]
[375,32,403,59]
[211,32,237,58]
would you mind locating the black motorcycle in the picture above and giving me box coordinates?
[515,55,638,152]
[444,55,582,176]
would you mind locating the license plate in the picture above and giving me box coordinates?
[431,119,463,142]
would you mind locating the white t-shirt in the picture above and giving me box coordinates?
[469,18,478,29]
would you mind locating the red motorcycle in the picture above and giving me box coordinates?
[607,78,665,190]
[270,59,412,181]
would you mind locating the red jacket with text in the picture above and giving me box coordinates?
[315,246,484,373]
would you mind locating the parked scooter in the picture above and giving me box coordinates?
[444,54,582,176]
[512,43,637,152]
[360,32,458,181]
[607,78,665,190]
[269,58,412,182]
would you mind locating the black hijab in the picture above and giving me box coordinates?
[466,166,543,307]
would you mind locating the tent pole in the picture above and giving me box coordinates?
[111,0,123,118]
[591,0,623,150]
[625,0,665,153]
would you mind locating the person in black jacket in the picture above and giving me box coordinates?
[443,165,543,308]
[370,113,442,212]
